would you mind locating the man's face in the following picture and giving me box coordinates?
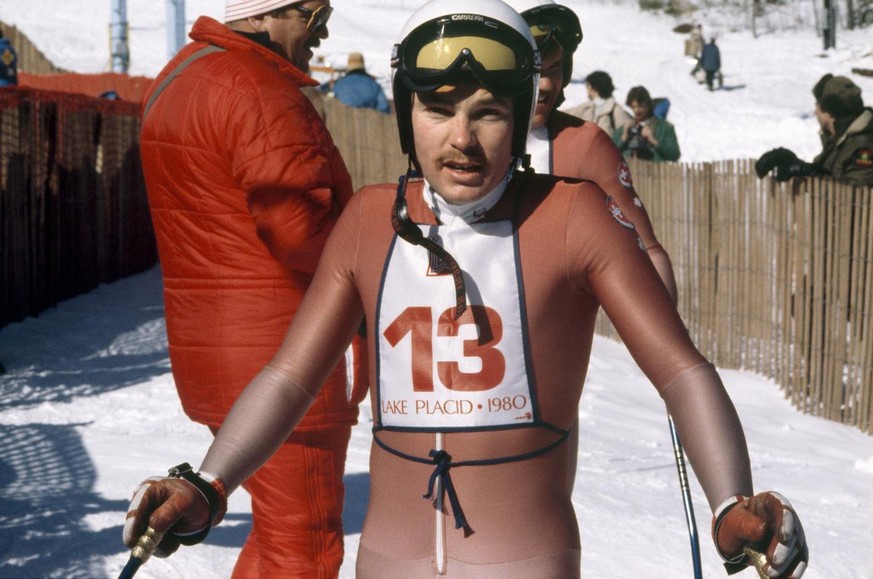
[412,83,515,204]
[260,1,330,72]
[630,100,650,123]
[532,43,565,129]
[814,101,835,136]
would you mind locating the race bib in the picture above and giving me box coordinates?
[376,219,536,431]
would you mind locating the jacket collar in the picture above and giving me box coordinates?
[188,16,318,88]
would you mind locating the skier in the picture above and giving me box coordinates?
[505,0,677,302]
[124,1,808,577]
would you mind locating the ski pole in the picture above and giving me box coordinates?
[118,526,163,579]
[434,431,447,576]
[743,545,769,579]
[667,414,703,579]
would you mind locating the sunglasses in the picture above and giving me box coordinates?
[392,15,538,96]
[288,3,333,32]
[523,5,582,53]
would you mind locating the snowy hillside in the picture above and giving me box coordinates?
[2,0,872,162]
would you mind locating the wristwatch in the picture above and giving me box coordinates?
[167,462,227,545]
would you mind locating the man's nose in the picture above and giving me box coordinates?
[449,116,477,150]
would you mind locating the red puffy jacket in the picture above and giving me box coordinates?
[141,16,363,429]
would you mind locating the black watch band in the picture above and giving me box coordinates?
[168,462,219,545]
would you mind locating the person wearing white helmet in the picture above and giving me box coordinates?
[122,0,807,577]
[505,0,677,302]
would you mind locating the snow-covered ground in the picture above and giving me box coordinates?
[1,1,872,578]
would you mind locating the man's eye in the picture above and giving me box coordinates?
[425,105,452,116]
[478,109,509,120]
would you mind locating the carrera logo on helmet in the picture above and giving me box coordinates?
[451,14,485,22]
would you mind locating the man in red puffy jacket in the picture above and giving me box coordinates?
[136,1,365,576]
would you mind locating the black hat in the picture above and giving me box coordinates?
[814,74,864,118]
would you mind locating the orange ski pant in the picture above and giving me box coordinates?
[221,425,353,579]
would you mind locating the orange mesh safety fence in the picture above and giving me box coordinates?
[1,87,156,327]
[18,72,154,104]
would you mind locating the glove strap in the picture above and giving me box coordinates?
[167,462,228,545]
[711,494,752,575]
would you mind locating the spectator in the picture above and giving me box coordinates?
[133,1,366,576]
[124,1,808,577]
[331,51,391,113]
[566,70,633,137]
[756,74,873,187]
[0,30,18,87]
[701,37,722,91]
[613,85,681,162]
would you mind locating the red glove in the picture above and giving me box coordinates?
[712,492,808,578]
[123,464,227,558]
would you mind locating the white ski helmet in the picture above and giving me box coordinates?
[391,0,541,165]
[503,0,582,105]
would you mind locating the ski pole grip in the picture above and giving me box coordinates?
[132,526,164,564]
[742,546,768,579]
[118,527,164,579]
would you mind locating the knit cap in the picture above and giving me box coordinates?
[814,74,864,118]
[225,0,299,21]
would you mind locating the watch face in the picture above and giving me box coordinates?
[168,462,193,477]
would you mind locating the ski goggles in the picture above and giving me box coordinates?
[392,14,539,96]
[287,2,333,32]
[523,5,582,53]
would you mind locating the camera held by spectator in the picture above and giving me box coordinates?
[627,122,654,160]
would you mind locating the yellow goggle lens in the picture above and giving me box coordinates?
[415,36,517,72]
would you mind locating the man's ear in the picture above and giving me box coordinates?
[247,15,268,32]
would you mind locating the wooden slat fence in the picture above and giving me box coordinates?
[597,159,872,433]
[0,88,156,327]
[0,22,65,75]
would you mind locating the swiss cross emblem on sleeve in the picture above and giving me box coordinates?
[607,196,635,229]
[618,161,633,188]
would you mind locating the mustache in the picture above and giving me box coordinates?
[440,152,485,166]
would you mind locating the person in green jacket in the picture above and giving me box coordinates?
[613,85,681,162]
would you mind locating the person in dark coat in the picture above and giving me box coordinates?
[756,74,873,187]
[700,37,721,91]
